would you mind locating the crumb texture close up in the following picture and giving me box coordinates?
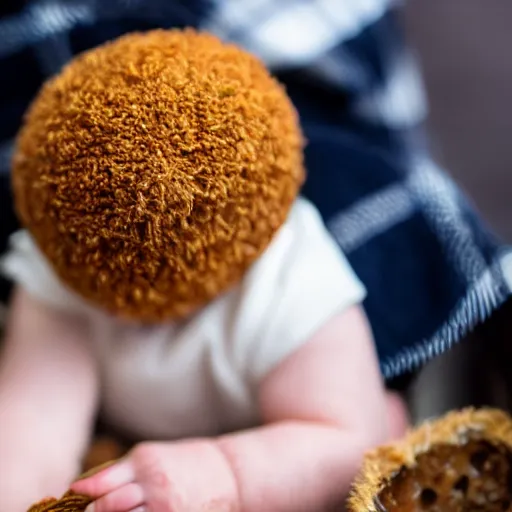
[13,29,304,321]
[27,493,91,512]
[349,408,512,512]
[27,448,122,512]
[378,439,512,512]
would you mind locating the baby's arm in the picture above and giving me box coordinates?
[218,304,407,510]
[0,286,99,511]
[74,305,407,512]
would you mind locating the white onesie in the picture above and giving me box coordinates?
[1,197,366,440]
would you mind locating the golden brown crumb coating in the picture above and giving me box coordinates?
[27,493,91,512]
[13,29,304,321]
[348,408,512,512]
[27,461,117,511]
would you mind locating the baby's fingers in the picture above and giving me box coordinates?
[83,483,145,512]
[72,460,135,498]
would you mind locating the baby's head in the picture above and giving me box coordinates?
[12,29,304,322]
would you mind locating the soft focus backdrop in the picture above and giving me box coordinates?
[401,0,512,420]
[404,0,512,242]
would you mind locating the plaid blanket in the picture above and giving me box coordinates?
[0,0,510,381]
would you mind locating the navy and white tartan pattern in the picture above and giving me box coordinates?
[0,0,510,379]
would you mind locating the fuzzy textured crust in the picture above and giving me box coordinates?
[348,408,512,512]
[13,29,304,322]
[27,461,117,511]
[27,493,91,512]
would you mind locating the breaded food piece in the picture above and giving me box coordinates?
[13,29,304,322]
[349,408,512,512]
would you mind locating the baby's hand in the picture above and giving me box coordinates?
[71,440,238,512]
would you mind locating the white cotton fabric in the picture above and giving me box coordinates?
[1,197,366,440]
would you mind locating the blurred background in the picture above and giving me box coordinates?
[403,0,512,242]
[402,0,512,420]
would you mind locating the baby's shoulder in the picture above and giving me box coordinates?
[1,230,89,317]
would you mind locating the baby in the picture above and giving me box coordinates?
[0,30,407,512]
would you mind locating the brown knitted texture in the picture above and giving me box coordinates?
[27,493,91,512]
[13,29,304,321]
[27,460,118,512]
[348,408,512,512]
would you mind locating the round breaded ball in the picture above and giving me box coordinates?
[12,29,304,322]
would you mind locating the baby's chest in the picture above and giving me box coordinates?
[90,321,256,441]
